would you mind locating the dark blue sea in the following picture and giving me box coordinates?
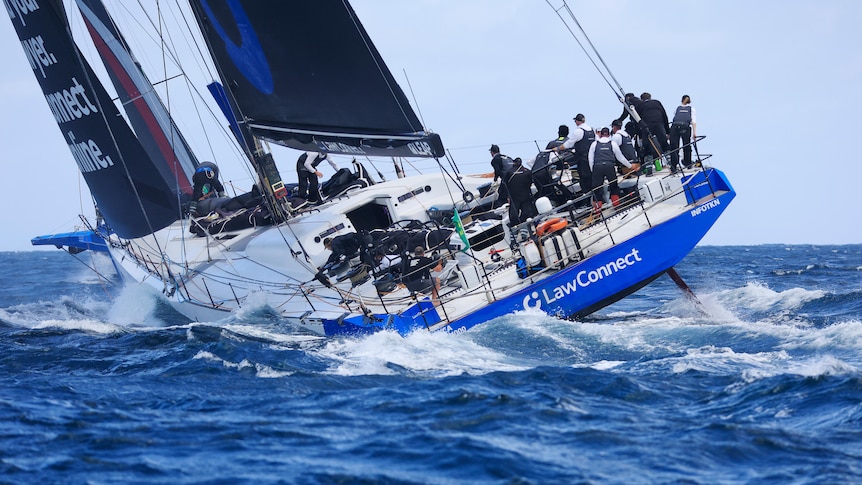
[1,245,860,484]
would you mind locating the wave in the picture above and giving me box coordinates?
[2,258,859,384]
[0,295,121,334]
[105,284,189,328]
[714,281,825,312]
[0,287,189,334]
[316,328,529,377]
[193,349,294,378]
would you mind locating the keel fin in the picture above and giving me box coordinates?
[665,267,708,316]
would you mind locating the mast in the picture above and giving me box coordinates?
[393,158,405,179]
[206,81,291,221]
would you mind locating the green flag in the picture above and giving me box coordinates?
[452,210,470,252]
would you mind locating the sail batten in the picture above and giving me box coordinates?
[188,0,445,158]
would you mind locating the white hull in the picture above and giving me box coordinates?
[105,166,735,336]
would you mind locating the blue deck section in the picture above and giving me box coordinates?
[322,300,440,336]
[682,168,734,203]
[31,230,109,253]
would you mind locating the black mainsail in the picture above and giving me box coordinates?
[7,0,186,239]
[188,0,445,158]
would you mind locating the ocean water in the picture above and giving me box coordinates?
[1,245,860,484]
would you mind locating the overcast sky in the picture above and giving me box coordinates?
[1,1,860,251]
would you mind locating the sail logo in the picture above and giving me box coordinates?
[522,248,644,309]
[198,0,274,95]
[20,34,56,79]
[522,291,542,310]
[66,131,114,173]
[318,141,366,155]
[45,77,99,124]
[690,198,720,217]
[5,0,39,27]
[407,141,433,156]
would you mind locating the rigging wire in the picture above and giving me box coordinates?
[362,156,387,182]
[131,0,253,173]
[154,0,190,272]
[66,2,166,258]
[341,0,420,132]
[154,5,327,288]
[545,0,664,159]
[544,0,624,102]
[394,62,466,193]
[79,2,286,292]
[402,68,428,131]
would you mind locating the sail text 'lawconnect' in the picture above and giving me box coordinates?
[523,248,643,309]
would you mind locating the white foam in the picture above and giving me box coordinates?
[588,360,626,370]
[68,251,118,285]
[670,345,789,375]
[106,284,166,327]
[0,295,115,331]
[221,323,324,346]
[318,329,527,377]
[780,319,862,350]
[784,354,859,377]
[499,310,586,355]
[717,281,825,312]
[193,350,293,378]
[32,317,125,335]
[231,291,278,320]
[735,353,859,386]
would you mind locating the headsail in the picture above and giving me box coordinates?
[7,0,184,238]
[76,0,198,196]
[188,0,445,158]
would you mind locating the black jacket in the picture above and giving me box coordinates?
[491,154,513,181]
[639,99,669,131]
[616,97,644,124]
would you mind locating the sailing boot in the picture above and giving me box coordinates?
[611,194,621,208]
[592,200,603,216]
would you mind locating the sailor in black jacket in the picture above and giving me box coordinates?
[489,144,512,209]
[506,158,538,227]
[323,232,374,267]
[191,162,230,216]
[638,92,670,156]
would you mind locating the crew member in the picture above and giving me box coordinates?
[589,127,636,212]
[611,119,637,167]
[322,232,374,268]
[554,113,596,197]
[402,246,442,299]
[506,157,538,226]
[638,92,670,159]
[191,162,230,216]
[296,151,338,203]
[489,144,513,209]
[669,94,697,172]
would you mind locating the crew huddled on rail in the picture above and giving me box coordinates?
[483,92,698,223]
